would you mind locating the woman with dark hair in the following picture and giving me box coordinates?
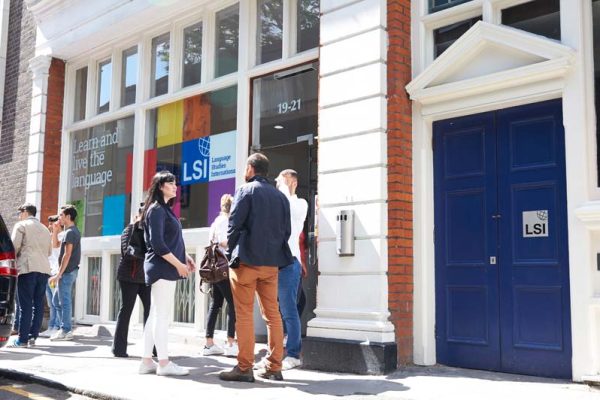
[112,204,149,358]
[138,171,195,377]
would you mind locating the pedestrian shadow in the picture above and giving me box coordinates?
[172,356,408,395]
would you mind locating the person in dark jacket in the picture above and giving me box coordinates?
[112,205,149,358]
[138,171,195,377]
[219,153,293,383]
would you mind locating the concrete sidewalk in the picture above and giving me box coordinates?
[0,326,598,400]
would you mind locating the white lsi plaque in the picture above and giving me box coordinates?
[522,210,549,238]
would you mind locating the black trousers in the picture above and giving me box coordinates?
[112,280,151,356]
[206,279,236,339]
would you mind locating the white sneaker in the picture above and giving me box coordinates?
[39,328,58,338]
[156,361,189,376]
[253,356,268,370]
[202,343,224,356]
[50,330,73,341]
[223,343,239,357]
[139,360,158,374]
[282,356,302,370]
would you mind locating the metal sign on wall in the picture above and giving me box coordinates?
[522,210,549,238]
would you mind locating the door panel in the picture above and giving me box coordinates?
[434,112,500,371]
[434,99,572,378]
[497,100,571,378]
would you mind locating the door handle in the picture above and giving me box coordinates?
[490,256,497,265]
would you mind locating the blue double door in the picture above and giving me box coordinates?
[433,100,572,379]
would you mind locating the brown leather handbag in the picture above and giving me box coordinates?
[199,242,229,284]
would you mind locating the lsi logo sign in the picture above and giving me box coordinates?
[522,210,549,238]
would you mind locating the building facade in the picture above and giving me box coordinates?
[15,0,600,382]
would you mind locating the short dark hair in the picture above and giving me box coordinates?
[48,215,59,223]
[18,203,37,217]
[60,205,77,222]
[247,153,269,176]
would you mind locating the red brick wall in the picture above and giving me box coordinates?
[387,0,413,365]
[40,58,65,223]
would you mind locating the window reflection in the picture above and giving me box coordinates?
[74,67,88,122]
[121,47,137,107]
[257,0,283,65]
[183,22,202,87]
[502,0,560,41]
[151,33,170,97]
[215,4,239,78]
[297,0,319,53]
[98,60,111,114]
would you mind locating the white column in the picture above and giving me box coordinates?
[307,0,394,343]
[25,55,52,210]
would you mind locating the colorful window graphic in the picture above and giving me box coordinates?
[145,86,237,229]
[68,117,134,237]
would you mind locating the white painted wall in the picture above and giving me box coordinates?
[307,0,394,343]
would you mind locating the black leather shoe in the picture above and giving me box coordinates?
[219,365,255,382]
[257,369,284,381]
[113,352,129,358]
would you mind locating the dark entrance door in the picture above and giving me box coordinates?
[251,62,319,333]
[433,99,572,379]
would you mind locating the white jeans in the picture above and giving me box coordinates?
[143,279,176,360]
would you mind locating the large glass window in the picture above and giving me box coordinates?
[252,63,318,148]
[257,0,283,65]
[97,59,112,114]
[74,67,88,122]
[183,22,203,87]
[215,4,239,78]
[430,0,472,13]
[502,0,560,41]
[121,47,138,107]
[68,116,134,237]
[297,0,319,52]
[434,17,481,58]
[151,33,170,97]
[144,86,238,229]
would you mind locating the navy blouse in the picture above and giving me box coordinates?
[143,202,186,285]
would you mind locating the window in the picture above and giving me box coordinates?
[86,257,102,316]
[502,0,560,41]
[121,47,138,107]
[151,33,170,97]
[74,67,88,122]
[144,86,238,229]
[434,17,481,58]
[183,22,203,87]
[257,0,283,65]
[252,63,318,148]
[97,59,112,114]
[215,4,239,78]
[174,256,195,323]
[430,0,472,13]
[68,116,134,237]
[297,0,319,52]
[109,254,121,321]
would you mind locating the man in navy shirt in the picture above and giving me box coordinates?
[219,153,293,383]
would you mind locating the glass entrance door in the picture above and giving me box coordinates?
[251,62,318,333]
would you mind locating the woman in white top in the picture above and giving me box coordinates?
[203,194,238,357]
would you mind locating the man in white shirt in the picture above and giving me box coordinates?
[275,169,308,370]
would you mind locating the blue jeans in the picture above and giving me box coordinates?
[53,269,78,332]
[17,272,50,343]
[278,258,302,359]
[45,282,60,330]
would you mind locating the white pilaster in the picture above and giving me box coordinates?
[26,54,52,210]
[307,0,394,343]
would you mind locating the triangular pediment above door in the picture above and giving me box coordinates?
[406,21,575,104]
